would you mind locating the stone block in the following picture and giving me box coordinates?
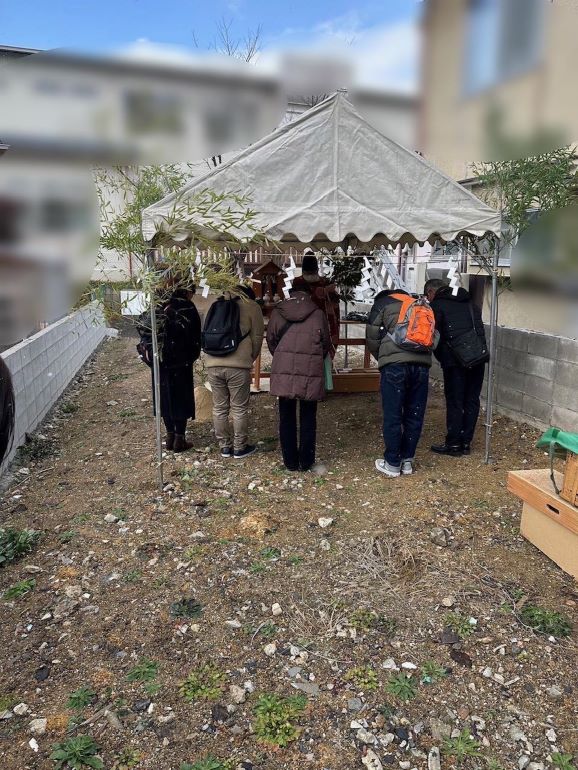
[500,327,529,353]
[497,385,524,412]
[496,366,525,393]
[554,360,578,390]
[558,337,578,365]
[523,373,554,403]
[527,332,559,359]
[501,348,527,372]
[551,405,578,432]
[522,394,552,425]
[553,382,578,412]
[524,355,556,381]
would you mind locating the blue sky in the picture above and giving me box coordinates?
[1,0,421,90]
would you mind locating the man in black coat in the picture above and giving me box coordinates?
[424,279,488,456]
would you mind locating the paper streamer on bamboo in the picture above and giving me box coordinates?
[283,255,297,299]
[447,254,461,296]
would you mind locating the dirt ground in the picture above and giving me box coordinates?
[0,335,576,770]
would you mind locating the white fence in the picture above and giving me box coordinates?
[1,302,107,473]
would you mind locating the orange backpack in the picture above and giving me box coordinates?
[387,293,436,353]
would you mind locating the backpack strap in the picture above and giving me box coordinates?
[390,293,415,322]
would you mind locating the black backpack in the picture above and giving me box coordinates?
[447,303,490,369]
[201,297,248,357]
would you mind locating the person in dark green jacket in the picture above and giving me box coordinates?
[366,290,432,477]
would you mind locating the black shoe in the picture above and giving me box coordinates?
[462,443,471,455]
[233,444,257,459]
[431,443,463,456]
[220,447,233,458]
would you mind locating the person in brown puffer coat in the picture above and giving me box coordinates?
[266,288,331,471]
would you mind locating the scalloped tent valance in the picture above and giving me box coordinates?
[142,91,501,246]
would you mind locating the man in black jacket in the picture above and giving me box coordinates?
[424,279,487,456]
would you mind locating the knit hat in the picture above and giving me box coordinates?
[302,254,319,274]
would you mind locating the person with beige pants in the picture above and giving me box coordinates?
[205,288,264,458]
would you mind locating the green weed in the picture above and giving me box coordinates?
[66,687,96,711]
[421,661,447,684]
[442,730,481,766]
[520,605,572,637]
[50,735,103,769]
[249,561,266,574]
[18,435,55,462]
[443,612,474,639]
[126,659,159,684]
[288,555,304,566]
[385,673,417,701]
[60,402,79,414]
[344,666,379,692]
[119,409,137,418]
[169,598,203,619]
[58,530,76,544]
[123,570,142,583]
[257,621,277,639]
[180,758,234,770]
[180,664,225,702]
[259,546,281,560]
[552,753,576,770]
[253,693,307,747]
[3,578,35,600]
[0,528,40,566]
[184,545,204,561]
[112,748,142,769]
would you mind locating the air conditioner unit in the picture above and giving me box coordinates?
[405,262,427,295]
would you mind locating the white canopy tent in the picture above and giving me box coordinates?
[142,91,503,464]
[142,91,501,246]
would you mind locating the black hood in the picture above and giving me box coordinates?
[435,286,471,303]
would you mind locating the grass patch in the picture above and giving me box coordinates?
[180,664,225,702]
[58,530,76,544]
[50,735,103,769]
[520,604,572,637]
[0,528,40,566]
[344,666,379,692]
[123,570,142,583]
[3,578,35,600]
[259,546,281,560]
[253,693,307,747]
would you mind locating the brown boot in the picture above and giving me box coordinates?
[173,434,193,453]
[165,432,175,451]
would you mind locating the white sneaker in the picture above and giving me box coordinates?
[401,460,414,475]
[375,459,401,477]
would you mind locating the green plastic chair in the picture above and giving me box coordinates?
[536,427,578,495]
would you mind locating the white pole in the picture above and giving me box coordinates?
[484,237,501,464]
[147,248,164,492]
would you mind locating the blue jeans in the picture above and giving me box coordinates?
[380,364,429,467]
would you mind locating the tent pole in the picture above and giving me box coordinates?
[484,237,501,464]
[147,248,165,493]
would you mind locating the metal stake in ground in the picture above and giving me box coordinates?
[484,235,501,465]
[146,248,164,493]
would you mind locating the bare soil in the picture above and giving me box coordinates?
[0,335,576,770]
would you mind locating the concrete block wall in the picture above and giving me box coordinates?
[1,302,107,473]
[430,326,578,432]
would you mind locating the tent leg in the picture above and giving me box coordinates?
[147,249,164,493]
[484,241,500,465]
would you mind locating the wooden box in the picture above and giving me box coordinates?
[508,468,578,580]
[561,453,578,508]
[332,368,380,393]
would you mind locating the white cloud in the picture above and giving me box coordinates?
[260,14,420,94]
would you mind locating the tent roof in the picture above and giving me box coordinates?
[142,92,501,245]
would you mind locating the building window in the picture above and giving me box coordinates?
[463,0,544,95]
[124,90,183,135]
